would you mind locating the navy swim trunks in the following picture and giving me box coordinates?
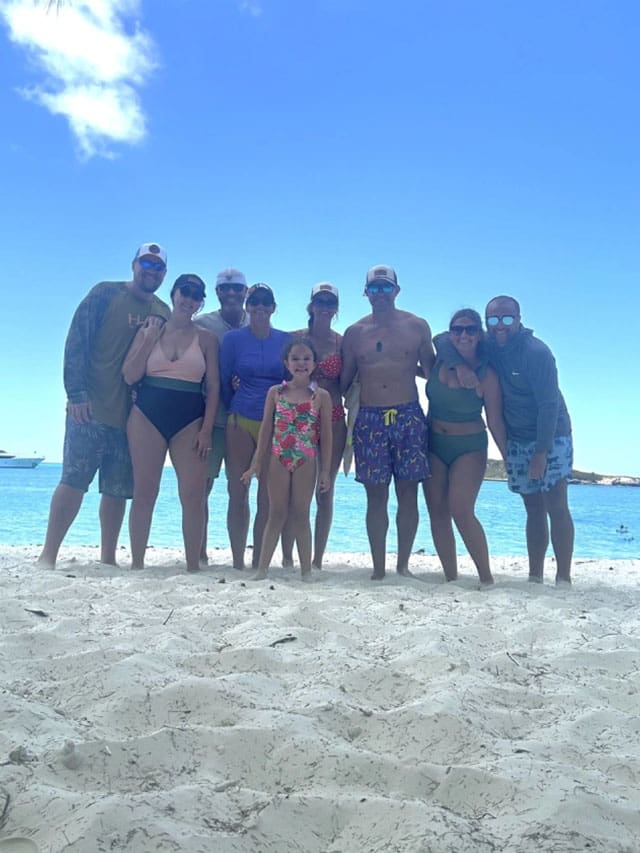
[353,401,429,485]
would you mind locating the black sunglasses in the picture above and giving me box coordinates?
[178,284,204,300]
[486,314,516,327]
[450,324,480,336]
[312,296,338,306]
[218,282,246,293]
[247,295,274,306]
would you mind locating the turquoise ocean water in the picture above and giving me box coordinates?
[0,463,637,559]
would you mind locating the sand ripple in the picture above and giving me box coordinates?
[1,548,639,852]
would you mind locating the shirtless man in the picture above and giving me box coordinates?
[341,264,435,579]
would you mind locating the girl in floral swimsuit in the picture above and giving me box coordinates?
[281,282,347,570]
[242,339,332,580]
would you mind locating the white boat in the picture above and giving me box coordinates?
[0,450,45,469]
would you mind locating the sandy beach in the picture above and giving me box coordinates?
[1,546,639,852]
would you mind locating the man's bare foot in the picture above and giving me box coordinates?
[250,569,268,581]
[187,565,201,573]
[36,556,55,569]
[282,557,294,569]
[555,576,572,588]
[130,563,144,571]
[301,569,312,583]
[371,570,385,581]
[528,573,544,584]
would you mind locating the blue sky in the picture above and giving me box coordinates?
[1,0,638,475]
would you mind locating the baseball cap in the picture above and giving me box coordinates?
[310,282,339,301]
[365,264,397,287]
[133,242,167,264]
[216,268,247,288]
[246,283,275,304]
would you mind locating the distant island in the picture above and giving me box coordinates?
[485,459,640,486]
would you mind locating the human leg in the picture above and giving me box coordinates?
[423,454,458,581]
[169,419,209,572]
[364,483,390,579]
[127,407,167,569]
[38,417,101,568]
[38,484,85,568]
[543,478,574,583]
[313,417,347,569]
[99,495,126,565]
[394,479,420,575]
[200,425,225,564]
[98,425,134,565]
[253,457,291,579]
[225,418,255,569]
[252,454,273,570]
[521,492,549,581]
[448,450,493,584]
[280,514,296,568]
[290,460,318,577]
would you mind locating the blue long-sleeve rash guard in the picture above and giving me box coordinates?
[220,326,291,421]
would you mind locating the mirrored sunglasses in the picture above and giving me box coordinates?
[366,283,395,294]
[138,258,166,271]
[486,314,516,327]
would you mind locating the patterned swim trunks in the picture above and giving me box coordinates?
[353,401,429,485]
[61,416,133,498]
[506,434,573,494]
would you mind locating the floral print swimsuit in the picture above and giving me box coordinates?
[271,384,320,472]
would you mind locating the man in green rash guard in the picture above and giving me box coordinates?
[38,243,170,569]
[436,295,574,585]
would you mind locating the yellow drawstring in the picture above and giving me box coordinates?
[383,408,398,426]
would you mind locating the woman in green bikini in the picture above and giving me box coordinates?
[424,308,507,585]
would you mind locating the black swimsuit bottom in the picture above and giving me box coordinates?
[135,383,205,442]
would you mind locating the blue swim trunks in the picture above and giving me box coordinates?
[353,401,429,485]
[506,435,573,494]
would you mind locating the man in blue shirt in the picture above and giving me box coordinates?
[438,295,574,585]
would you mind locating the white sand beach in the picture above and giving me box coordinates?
[1,546,639,852]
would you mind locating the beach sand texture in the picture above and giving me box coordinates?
[1,546,639,852]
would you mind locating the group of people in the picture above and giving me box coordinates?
[38,243,575,586]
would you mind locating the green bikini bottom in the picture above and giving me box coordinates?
[428,429,488,467]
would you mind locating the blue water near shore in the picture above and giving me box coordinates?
[0,463,638,559]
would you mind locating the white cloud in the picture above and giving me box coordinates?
[0,0,158,158]
[238,0,262,17]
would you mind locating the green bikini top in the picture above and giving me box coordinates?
[426,361,486,423]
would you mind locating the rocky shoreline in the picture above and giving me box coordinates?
[485,459,640,486]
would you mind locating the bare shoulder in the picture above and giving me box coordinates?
[394,309,431,331]
[315,387,332,404]
[343,314,371,337]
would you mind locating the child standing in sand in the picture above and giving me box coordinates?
[241,339,332,580]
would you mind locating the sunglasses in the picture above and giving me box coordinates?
[366,283,395,294]
[486,314,516,327]
[450,324,480,336]
[218,282,246,293]
[178,284,204,300]
[247,295,274,307]
[312,297,338,307]
[137,258,166,271]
